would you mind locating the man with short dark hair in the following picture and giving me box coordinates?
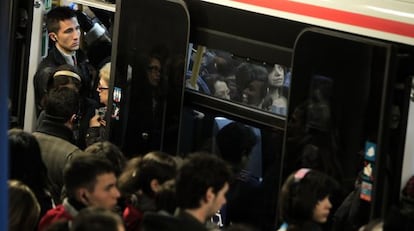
[33,87,84,200]
[175,153,232,231]
[38,155,121,231]
[33,6,94,115]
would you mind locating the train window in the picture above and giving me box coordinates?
[178,104,284,230]
[186,45,291,117]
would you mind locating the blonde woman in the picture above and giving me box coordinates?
[86,62,111,146]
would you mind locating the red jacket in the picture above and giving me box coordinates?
[123,204,144,231]
[38,204,74,231]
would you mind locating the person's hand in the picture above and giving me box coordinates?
[89,115,106,127]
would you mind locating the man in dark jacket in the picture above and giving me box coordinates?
[33,6,95,116]
[175,153,232,231]
[33,87,85,201]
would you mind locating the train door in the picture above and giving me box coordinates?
[107,0,190,157]
[285,28,414,222]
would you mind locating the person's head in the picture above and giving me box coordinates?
[235,63,268,106]
[46,6,80,54]
[214,80,231,99]
[97,62,111,105]
[70,207,125,231]
[64,155,120,209]
[48,64,82,92]
[8,180,41,231]
[8,128,49,192]
[44,87,80,127]
[118,151,177,198]
[206,74,231,100]
[85,141,127,177]
[176,153,232,222]
[216,122,256,170]
[268,64,285,88]
[146,56,162,87]
[278,168,338,227]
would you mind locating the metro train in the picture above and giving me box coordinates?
[2,0,414,230]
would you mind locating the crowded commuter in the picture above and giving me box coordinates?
[215,122,265,229]
[84,141,127,177]
[38,155,120,231]
[235,63,268,107]
[86,62,111,147]
[33,87,85,201]
[175,153,232,231]
[205,74,231,100]
[34,6,95,116]
[37,64,99,149]
[118,151,177,231]
[8,128,57,218]
[277,168,339,231]
[261,64,288,116]
[8,180,41,231]
[124,53,166,156]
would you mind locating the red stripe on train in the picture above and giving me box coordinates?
[234,0,414,38]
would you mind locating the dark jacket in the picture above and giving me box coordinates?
[141,212,181,231]
[175,210,209,231]
[33,45,95,115]
[33,115,85,201]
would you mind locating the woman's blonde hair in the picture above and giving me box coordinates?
[99,62,111,86]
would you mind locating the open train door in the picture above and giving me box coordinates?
[108,0,190,157]
[283,27,414,225]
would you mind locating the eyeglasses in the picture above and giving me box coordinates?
[97,86,109,91]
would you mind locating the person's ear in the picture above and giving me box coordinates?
[49,33,58,42]
[76,189,90,205]
[204,187,214,203]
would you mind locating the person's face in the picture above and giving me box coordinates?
[242,80,265,106]
[85,173,120,210]
[50,17,80,54]
[312,196,332,223]
[207,183,229,218]
[214,80,230,100]
[147,58,161,87]
[268,64,285,87]
[97,78,109,105]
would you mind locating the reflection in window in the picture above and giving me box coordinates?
[179,105,285,230]
[186,45,291,116]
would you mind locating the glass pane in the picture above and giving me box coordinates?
[186,45,291,117]
[179,105,285,230]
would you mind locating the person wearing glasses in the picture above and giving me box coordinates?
[123,53,167,156]
[86,62,111,147]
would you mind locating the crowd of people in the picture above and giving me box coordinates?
[7,5,414,231]
[186,49,290,116]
